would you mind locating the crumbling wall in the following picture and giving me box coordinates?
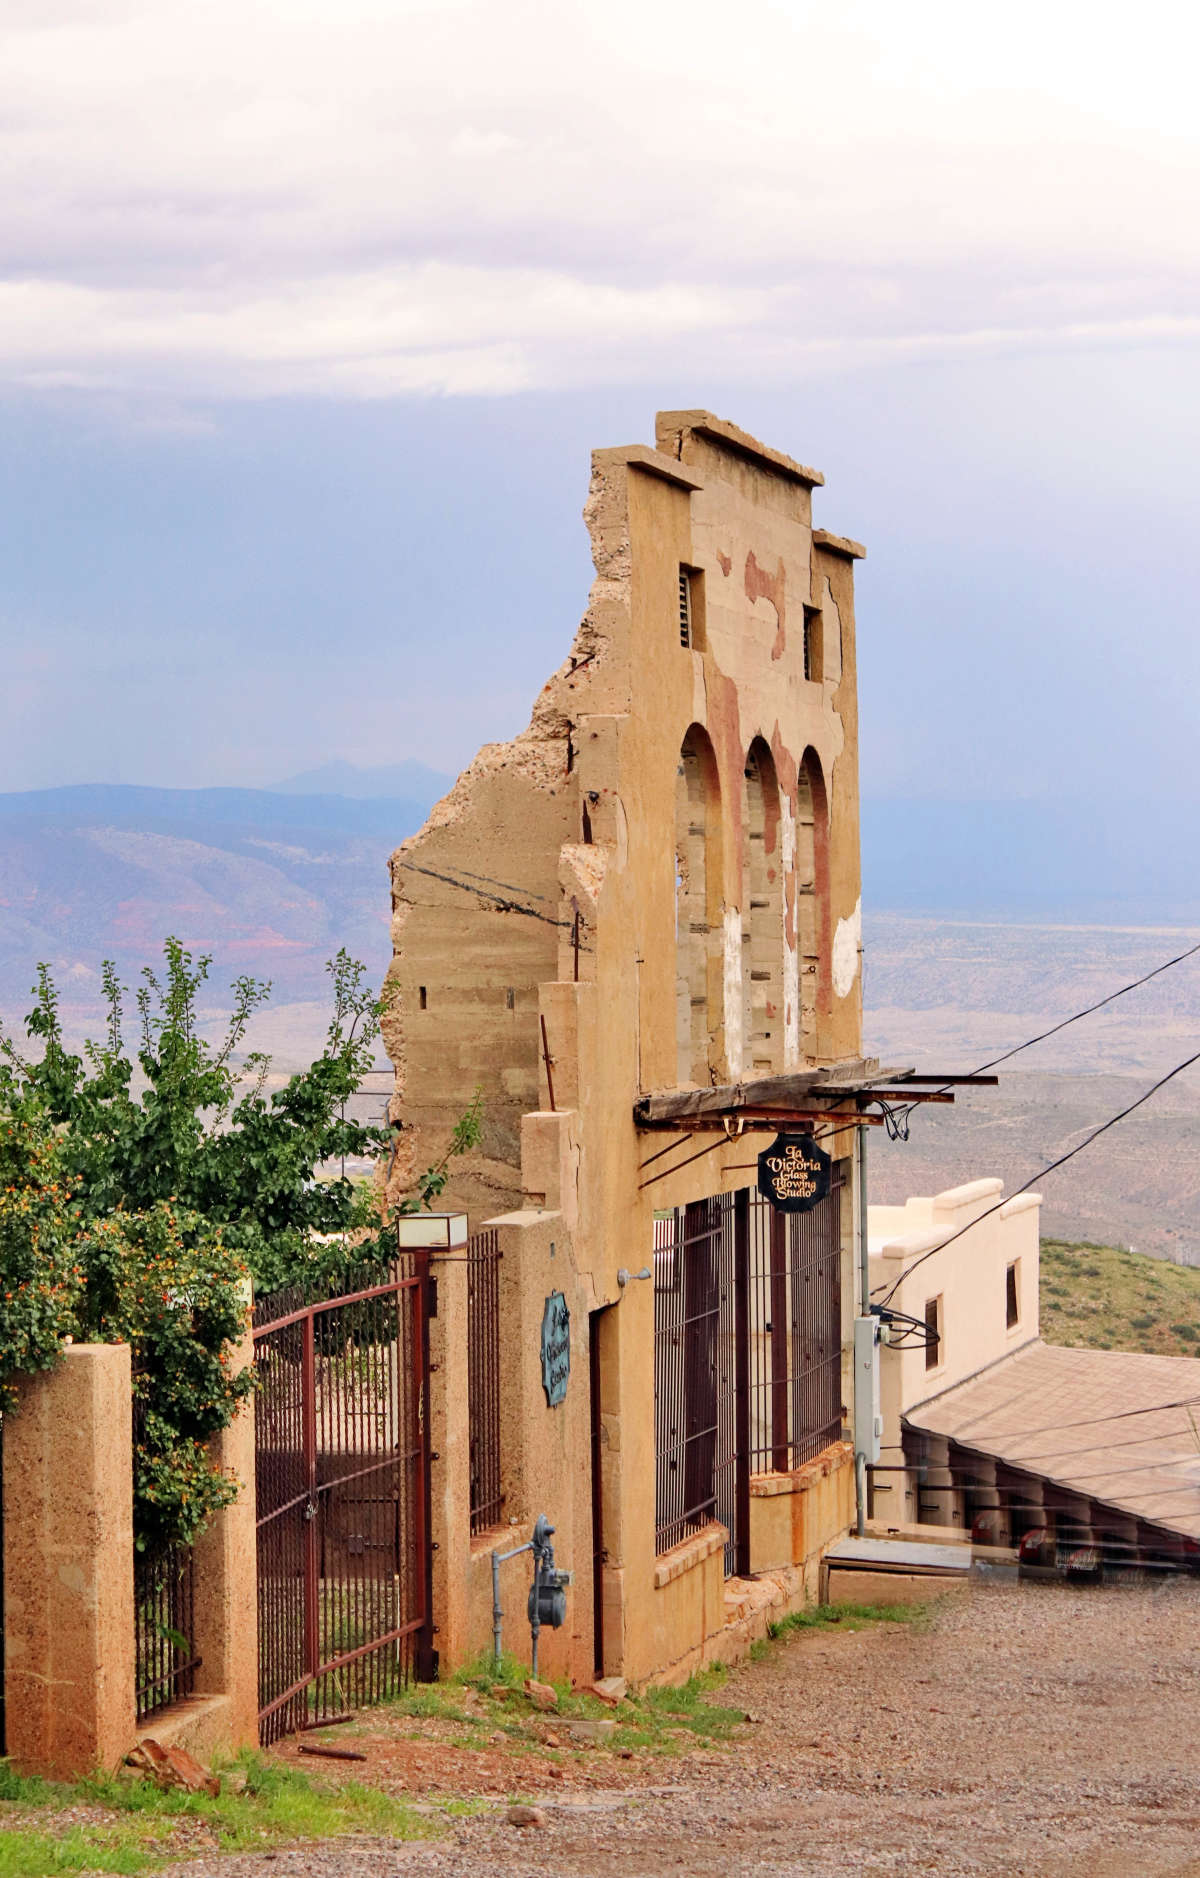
[385,410,869,1687]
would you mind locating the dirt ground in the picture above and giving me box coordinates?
[167,1575,1200,1878]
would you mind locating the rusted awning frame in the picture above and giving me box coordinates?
[634,1063,997,1132]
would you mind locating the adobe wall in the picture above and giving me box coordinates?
[868,1179,1043,1478]
[2,1335,258,1778]
[386,411,869,1685]
[3,1345,135,1777]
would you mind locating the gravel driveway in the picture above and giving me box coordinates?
[164,1576,1200,1878]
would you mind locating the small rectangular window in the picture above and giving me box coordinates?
[924,1296,942,1371]
[505,986,515,1010]
[803,605,823,682]
[418,986,427,1010]
[1006,1261,1020,1329]
[679,568,693,648]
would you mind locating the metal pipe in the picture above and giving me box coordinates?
[856,1117,869,1317]
[490,1540,533,1667]
[530,1546,541,1681]
[855,1119,869,1538]
[491,1550,502,1666]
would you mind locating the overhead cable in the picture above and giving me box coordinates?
[911,1389,1200,1450]
[875,1046,1200,1308]
[888,930,1200,1128]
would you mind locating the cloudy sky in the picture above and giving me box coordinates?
[3,0,1199,801]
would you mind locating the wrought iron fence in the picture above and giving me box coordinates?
[134,1540,198,1723]
[467,1229,503,1534]
[132,1385,199,1722]
[253,1259,431,1745]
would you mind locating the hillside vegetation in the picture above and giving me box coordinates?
[1040,1239,1200,1356]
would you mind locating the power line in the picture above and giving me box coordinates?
[875,1046,1200,1308]
[1035,1454,1200,1490]
[998,1418,1200,1469]
[911,1390,1200,1450]
[887,930,1200,1131]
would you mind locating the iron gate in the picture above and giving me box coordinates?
[253,1260,433,1745]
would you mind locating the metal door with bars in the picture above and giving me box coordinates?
[253,1260,433,1744]
[653,1178,844,1579]
[653,1195,741,1574]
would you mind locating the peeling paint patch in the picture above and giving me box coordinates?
[832,897,861,1001]
[821,577,843,686]
[744,550,787,660]
[723,904,744,1079]
[781,804,800,1067]
[717,549,732,576]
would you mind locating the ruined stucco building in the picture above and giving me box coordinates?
[384,410,880,1684]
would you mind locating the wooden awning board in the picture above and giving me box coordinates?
[634,1062,992,1127]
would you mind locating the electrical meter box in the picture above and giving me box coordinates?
[853,1315,882,1464]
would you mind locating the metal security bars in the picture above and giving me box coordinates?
[468,1229,503,1534]
[653,1195,740,1574]
[653,1178,845,1580]
[132,1381,198,1722]
[253,1260,432,1745]
[134,1541,197,1722]
[746,1177,844,1473]
[678,568,693,647]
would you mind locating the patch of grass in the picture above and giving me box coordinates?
[765,1600,928,1643]
[0,1751,435,1875]
[611,1667,745,1753]
[384,1682,473,1725]
[1039,1239,1200,1356]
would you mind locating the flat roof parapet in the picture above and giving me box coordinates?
[592,443,705,491]
[656,409,825,489]
[813,527,867,561]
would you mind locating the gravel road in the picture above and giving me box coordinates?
[164,1576,1200,1878]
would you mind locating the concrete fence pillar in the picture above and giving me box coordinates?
[3,1344,136,1777]
[425,1244,471,1671]
[190,1297,259,1750]
[396,1213,473,1676]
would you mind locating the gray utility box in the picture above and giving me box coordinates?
[853,1315,882,1464]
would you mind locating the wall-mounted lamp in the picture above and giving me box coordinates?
[396,1211,469,1250]
[617,1266,652,1287]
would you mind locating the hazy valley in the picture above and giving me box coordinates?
[2,781,1197,1264]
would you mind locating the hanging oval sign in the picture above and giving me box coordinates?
[757,1132,832,1213]
[540,1290,571,1406]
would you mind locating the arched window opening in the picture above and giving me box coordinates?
[675,728,721,1086]
[742,739,783,1076]
[794,751,830,1060]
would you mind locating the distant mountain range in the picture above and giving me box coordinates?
[267,760,453,801]
[1,766,1196,1030]
[0,772,451,1013]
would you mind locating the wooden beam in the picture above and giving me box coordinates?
[633,1060,912,1125]
[639,1110,886,1141]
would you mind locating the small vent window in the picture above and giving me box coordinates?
[1006,1261,1020,1329]
[924,1295,942,1371]
[803,605,823,682]
[679,569,693,648]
